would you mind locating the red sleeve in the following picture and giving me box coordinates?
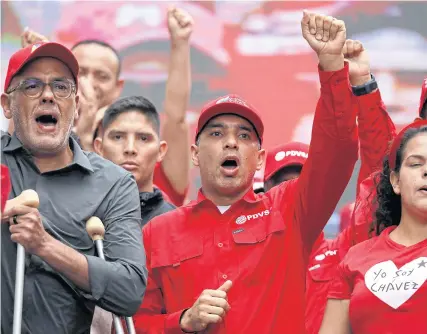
[292,63,358,252]
[351,173,378,245]
[334,172,379,255]
[1,164,11,213]
[328,259,353,300]
[133,222,186,334]
[154,163,187,207]
[356,89,396,194]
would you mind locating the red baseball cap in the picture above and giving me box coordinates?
[264,141,309,182]
[195,94,264,144]
[4,42,79,92]
[419,78,427,117]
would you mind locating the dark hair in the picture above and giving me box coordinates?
[102,96,160,135]
[71,39,121,78]
[372,126,427,235]
[420,99,427,120]
[264,165,302,191]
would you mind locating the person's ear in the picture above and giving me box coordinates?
[1,93,12,120]
[191,144,200,167]
[157,141,168,163]
[93,137,103,156]
[390,171,401,195]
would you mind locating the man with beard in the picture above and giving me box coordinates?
[20,6,192,206]
[1,41,146,334]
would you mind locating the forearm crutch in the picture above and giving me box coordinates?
[5,190,40,334]
[86,216,136,334]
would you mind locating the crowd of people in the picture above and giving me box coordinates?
[1,7,426,334]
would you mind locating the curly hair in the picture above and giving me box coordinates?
[372,126,427,235]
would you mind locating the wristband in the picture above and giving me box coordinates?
[352,73,378,96]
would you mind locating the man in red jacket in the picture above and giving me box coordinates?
[133,11,357,334]
[262,39,396,334]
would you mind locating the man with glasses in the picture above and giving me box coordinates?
[1,42,147,334]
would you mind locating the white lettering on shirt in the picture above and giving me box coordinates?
[275,150,308,162]
[364,257,427,309]
[235,209,270,225]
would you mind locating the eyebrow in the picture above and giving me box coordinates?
[406,154,426,160]
[108,129,154,137]
[21,76,72,82]
[205,123,254,132]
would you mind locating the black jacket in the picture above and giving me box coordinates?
[139,187,175,226]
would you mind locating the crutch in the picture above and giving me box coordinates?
[86,216,136,334]
[4,189,40,334]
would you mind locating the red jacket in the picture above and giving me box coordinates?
[134,64,358,334]
[305,89,396,334]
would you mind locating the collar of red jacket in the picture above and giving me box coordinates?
[196,186,261,206]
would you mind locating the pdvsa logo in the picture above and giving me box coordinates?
[314,250,338,261]
[275,150,308,161]
[216,95,247,107]
[235,209,270,225]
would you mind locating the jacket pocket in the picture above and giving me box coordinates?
[231,210,286,245]
[151,237,204,308]
[308,262,338,282]
[231,211,286,285]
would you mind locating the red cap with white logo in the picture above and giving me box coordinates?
[264,141,309,182]
[4,42,79,92]
[195,94,264,144]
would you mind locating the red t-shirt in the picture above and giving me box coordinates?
[329,226,427,334]
[305,88,396,334]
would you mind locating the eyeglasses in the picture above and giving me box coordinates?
[7,78,76,99]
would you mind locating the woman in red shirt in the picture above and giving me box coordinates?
[320,120,427,334]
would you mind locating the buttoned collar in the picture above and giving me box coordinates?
[3,132,93,173]
[195,186,262,207]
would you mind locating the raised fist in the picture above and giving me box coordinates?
[167,7,194,44]
[343,39,371,86]
[21,27,49,48]
[301,11,346,57]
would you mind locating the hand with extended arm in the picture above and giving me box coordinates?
[343,39,372,86]
[301,10,346,71]
[160,6,194,197]
[21,27,49,48]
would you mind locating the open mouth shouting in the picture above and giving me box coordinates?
[34,110,60,133]
[418,185,427,195]
[220,155,240,177]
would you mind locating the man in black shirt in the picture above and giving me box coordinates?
[1,42,147,334]
[94,96,176,225]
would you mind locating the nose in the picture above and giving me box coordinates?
[224,134,238,150]
[124,138,137,156]
[40,83,55,105]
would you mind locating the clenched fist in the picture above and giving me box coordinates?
[21,27,49,48]
[343,39,371,86]
[180,280,232,332]
[301,11,346,71]
[167,7,194,45]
